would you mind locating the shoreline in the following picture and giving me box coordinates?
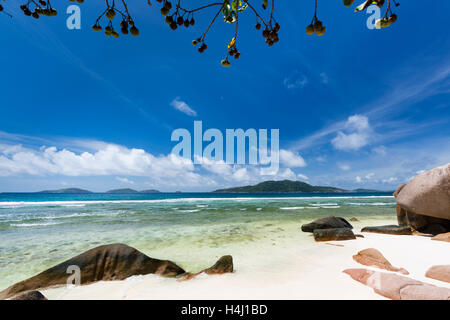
[38,228,449,300]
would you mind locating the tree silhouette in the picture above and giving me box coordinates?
[1,0,400,66]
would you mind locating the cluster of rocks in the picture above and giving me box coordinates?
[301,216,358,241]
[344,248,450,300]
[0,243,233,300]
[302,163,450,242]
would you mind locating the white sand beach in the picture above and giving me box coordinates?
[41,227,450,300]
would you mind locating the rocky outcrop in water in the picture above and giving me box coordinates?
[352,248,408,274]
[0,243,186,300]
[301,216,353,233]
[394,163,450,235]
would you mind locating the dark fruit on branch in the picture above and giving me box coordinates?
[106,9,116,20]
[314,20,323,31]
[130,26,140,36]
[198,43,207,53]
[164,1,172,10]
[255,22,261,30]
[306,24,314,35]
[389,14,397,23]
[274,23,280,32]
[316,26,326,36]
[221,59,231,67]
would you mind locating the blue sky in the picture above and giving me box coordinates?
[0,1,449,192]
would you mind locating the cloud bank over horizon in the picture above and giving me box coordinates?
[0,131,448,192]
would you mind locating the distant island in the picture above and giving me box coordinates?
[11,182,389,194]
[36,188,160,194]
[38,188,93,194]
[213,180,389,193]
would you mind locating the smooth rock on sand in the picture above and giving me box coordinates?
[10,290,47,300]
[361,225,412,235]
[431,232,450,242]
[0,243,186,300]
[313,228,356,242]
[179,255,233,281]
[395,163,450,234]
[352,248,409,275]
[343,268,450,300]
[425,265,450,283]
[301,216,353,233]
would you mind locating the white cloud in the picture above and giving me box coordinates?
[382,177,398,183]
[0,143,195,178]
[116,177,134,184]
[170,97,197,116]
[365,173,375,179]
[338,163,351,171]
[279,149,307,167]
[283,73,308,89]
[355,176,362,183]
[297,173,309,181]
[331,115,372,151]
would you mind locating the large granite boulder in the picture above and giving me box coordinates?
[301,216,353,233]
[394,163,450,234]
[0,243,185,300]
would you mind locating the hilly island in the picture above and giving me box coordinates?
[213,180,388,193]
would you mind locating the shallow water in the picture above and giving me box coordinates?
[0,192,396,290]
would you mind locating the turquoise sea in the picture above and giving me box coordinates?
[0,192,396,290]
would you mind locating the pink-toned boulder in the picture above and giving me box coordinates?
[343,268,450,300]
[394,163,450,234]
[396,163,450,221]
[353,248,409,275]
[426,265,450,283]
[431,232,450,242]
